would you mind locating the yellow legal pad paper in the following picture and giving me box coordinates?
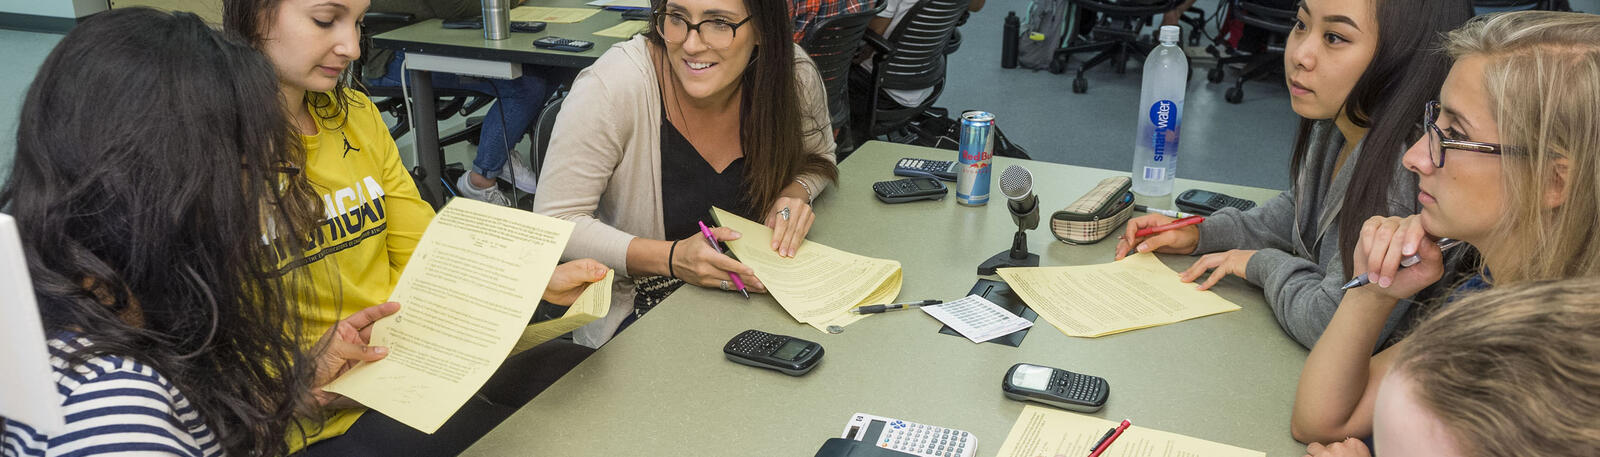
[996,253,1240,337]
[322,198,575,434]
[997,405,1264,457]
[711,207,902,332]
[510,6,601,24]
[515,270,612,353]
[593,20,649,39]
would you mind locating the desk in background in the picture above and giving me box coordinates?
[371,0,632,206]
[462,141,1306,456]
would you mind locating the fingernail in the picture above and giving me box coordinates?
[373,347,387,354]
[1404,243,1416,255]
[1137,243,1149,252]
[1379,277,1392,288]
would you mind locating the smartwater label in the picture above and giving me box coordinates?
[1148,100,1181,162]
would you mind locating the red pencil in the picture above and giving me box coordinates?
[1134,216,1205,238]
[1087,419,1132,457]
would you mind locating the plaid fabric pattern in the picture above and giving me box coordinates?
[790,0,872,43]
[1050,177,1135,245]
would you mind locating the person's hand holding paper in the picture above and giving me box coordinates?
[542,259,612,306]
[310,301,402,410]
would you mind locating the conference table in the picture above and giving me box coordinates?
[370,0,638,206]
[463,141,1309,456]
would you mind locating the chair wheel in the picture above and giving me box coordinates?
[1207,67,1225,84]
[1072,78,1088,93]
[1225,87,1244,104]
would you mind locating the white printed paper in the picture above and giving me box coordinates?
[922,294,1033,343]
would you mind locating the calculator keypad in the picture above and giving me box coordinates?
[726,330,784,357]
[878,420,972,457]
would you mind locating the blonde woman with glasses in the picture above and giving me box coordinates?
[534,0,838,347]
[1292,10,1600,447]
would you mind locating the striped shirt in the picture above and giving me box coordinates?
[2,337,221,457]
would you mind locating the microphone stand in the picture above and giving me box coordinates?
[979,225,1039,275]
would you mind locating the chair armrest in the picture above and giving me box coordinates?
[864,30,894,55]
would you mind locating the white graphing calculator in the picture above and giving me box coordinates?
[839,413,975,457]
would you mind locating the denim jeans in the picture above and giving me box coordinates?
[368,52,553,180]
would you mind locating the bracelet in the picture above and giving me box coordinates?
[667,239,680,279]
[793,178,813,205]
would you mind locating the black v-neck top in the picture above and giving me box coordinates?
[659,117,756,240]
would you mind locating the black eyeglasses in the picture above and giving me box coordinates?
[1422,100,1516,168]
[653,11,752,49]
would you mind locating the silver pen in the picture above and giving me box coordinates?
[1134,205,1198,219]
[1341,239,1464,289]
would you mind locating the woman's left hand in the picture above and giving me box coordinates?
[1304,438,1371,457]
[765,188,815,257]
[1178,249,1257,290]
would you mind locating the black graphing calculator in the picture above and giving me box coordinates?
[1001,363,1109,412]
[532,36,594,52]
[894,157,958,181]
[723,329,823,376]
[873,178,947,203]
[1175,189,1257,216]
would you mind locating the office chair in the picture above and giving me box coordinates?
[799,0,887,161]
[850,0,973,150]
[357,11,493,143]
[1204,0,1294,104]
[529,89,567,182]
[1047,0,1181,94]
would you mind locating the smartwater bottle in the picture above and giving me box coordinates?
[1131,25,1187,196]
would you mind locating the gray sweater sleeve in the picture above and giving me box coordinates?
[1192,189,1299,254]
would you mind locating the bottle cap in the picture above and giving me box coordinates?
[1029,32,1046,41]
[1159,25,1180,44]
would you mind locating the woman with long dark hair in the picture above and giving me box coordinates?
[534,0,839,346]
[1115,0,1474,349]
[0,8,393,456]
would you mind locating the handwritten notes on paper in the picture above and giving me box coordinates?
[712,207,902,332]
[510,6,602,23]
[996,406,1264,457]
[322,199,574,434]
[996,253,1240,337]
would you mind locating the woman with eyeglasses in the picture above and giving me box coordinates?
[1115,0,1475,352]
[1291,11,1600,448]
[534,0,838,346]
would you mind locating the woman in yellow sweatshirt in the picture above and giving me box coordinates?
[224,0,607,454]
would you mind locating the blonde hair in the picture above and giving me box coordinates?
[1442,11,1600,284]
[1392,279,1600,457]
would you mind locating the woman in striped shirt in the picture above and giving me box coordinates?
[0,8,395,456]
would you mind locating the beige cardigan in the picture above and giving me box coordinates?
[534,35,837,347]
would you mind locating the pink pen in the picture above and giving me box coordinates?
[697,221,749,298]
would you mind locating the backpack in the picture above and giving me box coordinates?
[902,108,1032,160]
[1016,0,1072,70]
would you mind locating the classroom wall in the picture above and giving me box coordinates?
[0,0,106,18]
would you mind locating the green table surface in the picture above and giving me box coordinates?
[371,0,639,68]
[462,141,1308,457]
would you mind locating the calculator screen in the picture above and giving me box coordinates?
[773,340,807,360]
[912,179,940,191]
[1010,364,1052,390]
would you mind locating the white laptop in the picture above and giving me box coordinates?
[0,213,65,434]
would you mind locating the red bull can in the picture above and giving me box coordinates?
[956,111,995,206]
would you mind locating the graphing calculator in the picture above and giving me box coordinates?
[840,413,976,457]
[894,158,958,181]
[1174,189,1257,216]
[873,178,947,204]
[532,36,594,52]
[1001,363,1109,412]
[723,329,823,376]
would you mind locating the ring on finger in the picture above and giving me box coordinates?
[779,207,791,221]
[719,280,730,291]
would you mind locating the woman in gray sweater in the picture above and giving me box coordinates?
[1115,0,1473,349]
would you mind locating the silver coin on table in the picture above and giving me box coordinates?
[826,325,844,334]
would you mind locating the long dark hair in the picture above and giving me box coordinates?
[0,8,319,456]
[647,0,838,215]
[224,0,363,129]
[1287,0,1473,278]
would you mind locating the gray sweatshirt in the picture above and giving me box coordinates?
[1193,121,1419,349]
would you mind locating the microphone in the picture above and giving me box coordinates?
[1000,165,1039,231]
[979,165,1043,274]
